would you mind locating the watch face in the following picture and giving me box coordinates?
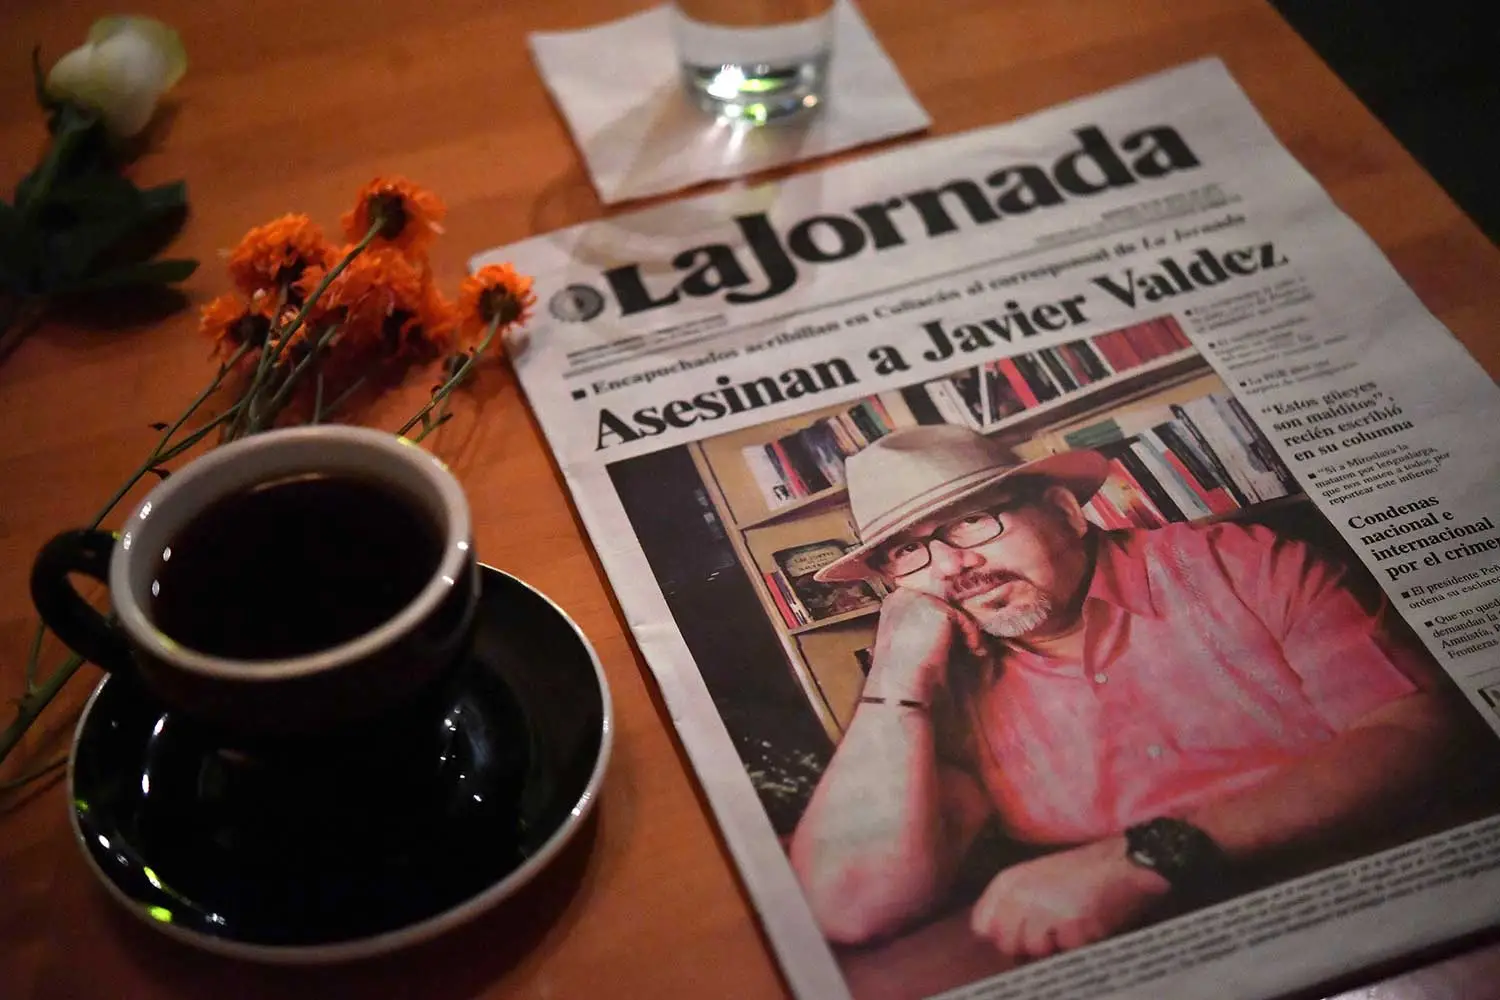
[1126,818,1224,885]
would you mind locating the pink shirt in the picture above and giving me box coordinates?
[953,522,1419,846]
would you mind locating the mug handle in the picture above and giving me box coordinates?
[30,529,134,673]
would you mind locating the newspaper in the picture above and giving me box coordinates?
[473,58,1500,1000]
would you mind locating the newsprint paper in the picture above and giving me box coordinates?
[475,59,1500,1000]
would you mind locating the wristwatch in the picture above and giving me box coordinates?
[1123,817,1228,891]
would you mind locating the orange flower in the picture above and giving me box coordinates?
[227,214,336,297]
[302,247,454,361]
[198,293,272,360]
[290,245,356,334]
[457,263,536,345]
[342,177,446,258]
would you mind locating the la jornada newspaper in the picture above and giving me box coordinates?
[474,59,1500,1000]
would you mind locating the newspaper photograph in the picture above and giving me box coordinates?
[474,59,1500,1000]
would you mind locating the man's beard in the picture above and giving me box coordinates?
[949,571,1057,638]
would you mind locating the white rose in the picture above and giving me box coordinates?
[46,16,187,138]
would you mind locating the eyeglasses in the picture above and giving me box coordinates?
[872,507,1017,578]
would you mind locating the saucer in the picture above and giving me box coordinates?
[67,564,612,964]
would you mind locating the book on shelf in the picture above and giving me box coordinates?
[1092,461,1171,528]
[762,540,887,629]
[743,446,795,510]
[763,569,808,627]
[947,368,986,428]
[922,377,982,430]
[740,316,1197,511]
[1015,390,1297,530]
[1174,395,1297,503]
[742,394,920,511]
[978,316,1192,425]
[984,360,1030,419]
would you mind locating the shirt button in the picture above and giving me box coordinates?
[1146,744,1164,759]
[1092,672,1108,684]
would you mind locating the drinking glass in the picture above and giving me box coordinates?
[671,0,836,124]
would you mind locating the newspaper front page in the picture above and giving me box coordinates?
[474,59,1500,1000]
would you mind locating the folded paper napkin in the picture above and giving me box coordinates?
[527,1,930,205]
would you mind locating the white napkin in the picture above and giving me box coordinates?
[527,1,930,205]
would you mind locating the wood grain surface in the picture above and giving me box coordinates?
[2,1,1497,997]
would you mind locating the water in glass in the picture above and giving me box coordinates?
[672,0,836,124]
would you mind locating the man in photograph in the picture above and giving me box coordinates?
[789,424,1480,959]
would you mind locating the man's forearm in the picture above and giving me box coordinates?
[1185,693,1457,864]
[789,704,962,944]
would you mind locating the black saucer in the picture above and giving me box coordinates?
[68,565,612,963]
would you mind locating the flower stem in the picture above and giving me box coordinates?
[407,409,454,445]
[229,289,288,439]
[0,654,83,776]
[90,340,252,525]
[264,218,382,365]
[21,623,46,694]
[317,373,370,423]
[153,400,248,465]
[229,217,382,438]
[396,315,502,438]
[0,753,68,793]
[1,339,252,777]
[14,105,93,228]
[246,324,340,433]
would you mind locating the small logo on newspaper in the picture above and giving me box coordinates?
[549,284,606,323]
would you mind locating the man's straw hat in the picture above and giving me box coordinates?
[815,425,1109,583]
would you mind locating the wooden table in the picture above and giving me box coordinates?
[2,1,1498,996]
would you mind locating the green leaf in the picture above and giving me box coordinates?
[41,171,140,217]
[0,201,35,291]
[32,179,187,283]
[0,200,18,246]
[42,212,148,282]
[13,103,99,214]
[138,181,187,215]
[64,257,197,291]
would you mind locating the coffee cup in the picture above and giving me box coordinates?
[30,425,479,748]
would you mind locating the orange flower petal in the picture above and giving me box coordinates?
[226,214,336,298]
[198,292,272,360]
[304,246,455,364]
[457,262,537,346]
[342,176,447,259]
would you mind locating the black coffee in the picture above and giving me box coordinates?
[150,473,444,660]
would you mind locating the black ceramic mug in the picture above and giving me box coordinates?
[31,426,480,747]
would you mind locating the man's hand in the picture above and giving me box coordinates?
[969,837,1170,959]
[869,588,989,704]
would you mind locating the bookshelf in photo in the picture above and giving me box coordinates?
[732,316,1196,528]
[1015,388,1300,530]
[688,315,1302,741]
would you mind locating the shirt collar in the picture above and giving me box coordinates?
[1082,529,1161,619]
